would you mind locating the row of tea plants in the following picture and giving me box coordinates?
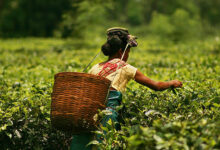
[0,37,219,149]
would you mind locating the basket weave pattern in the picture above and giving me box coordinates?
[51,72,111,133]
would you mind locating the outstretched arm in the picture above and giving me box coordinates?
[134,70,182,91]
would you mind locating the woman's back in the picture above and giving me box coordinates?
[88,58,137,92]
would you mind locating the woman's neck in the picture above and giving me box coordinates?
[108,53,121,61]
[108,56,120,61]
[99,56,119,65]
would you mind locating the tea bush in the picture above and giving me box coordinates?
[0,37,219,149]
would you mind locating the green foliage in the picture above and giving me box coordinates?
[55,0,113,38]
[149,9,203,41]
[0,37,220,149]
[0,0,70,37]
[198,0,220,25]
[171,9,202,41]
[149,12,175,37]
[126,0,144,25]
[0,0,220,39]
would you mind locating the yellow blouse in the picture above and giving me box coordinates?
[88,58,137,92]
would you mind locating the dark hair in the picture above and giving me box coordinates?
[101,34,128,56]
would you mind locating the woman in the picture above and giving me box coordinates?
[70,27,182,150]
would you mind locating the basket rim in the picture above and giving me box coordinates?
[54,72,111,83]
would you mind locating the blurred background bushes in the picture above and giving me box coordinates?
[0,0,71,37]
[0,0,219,41]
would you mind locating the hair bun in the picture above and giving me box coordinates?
[101,34,125,56]
[101,42,111,56]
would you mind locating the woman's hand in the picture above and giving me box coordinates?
[170,80,182,88]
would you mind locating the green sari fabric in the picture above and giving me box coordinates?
[70,90,122,150]
[100,90,122,131]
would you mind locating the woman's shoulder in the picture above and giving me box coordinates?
[121,61,137,79]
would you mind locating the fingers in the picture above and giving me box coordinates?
[171,80,183,88]
[179,81,183,87]
[173,80,183,88]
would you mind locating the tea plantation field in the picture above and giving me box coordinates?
[0,38,220,149]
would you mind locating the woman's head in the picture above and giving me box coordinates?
[101,34,129,57]
[101,27,129,57]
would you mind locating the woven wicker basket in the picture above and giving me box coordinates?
[51,72,111,133]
